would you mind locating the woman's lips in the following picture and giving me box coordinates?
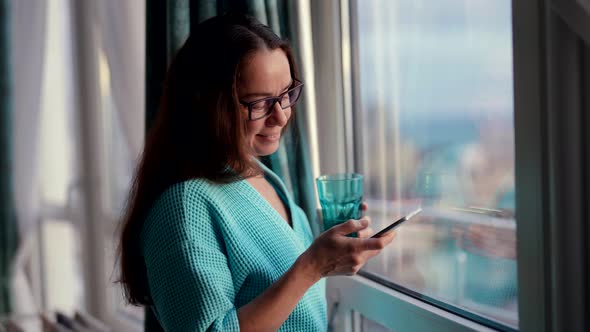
[256,133,280,142]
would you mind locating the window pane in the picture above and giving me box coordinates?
[353,0,517,328]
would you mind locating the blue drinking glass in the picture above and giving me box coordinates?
[316,173,364,235]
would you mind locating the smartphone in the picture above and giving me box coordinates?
[371,208,422,238]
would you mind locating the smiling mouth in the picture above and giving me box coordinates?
[257,134,280,138]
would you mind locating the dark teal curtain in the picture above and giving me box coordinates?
[144,1,317,330]
[0,0,17,316]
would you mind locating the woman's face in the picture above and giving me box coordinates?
[238,48,293,157]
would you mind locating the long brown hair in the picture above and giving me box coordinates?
[117,13,300,305]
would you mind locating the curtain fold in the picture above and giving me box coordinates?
[0,0,17,315]
[96,0,145,160]
[144,0,317,329]
[9,0,48,319]
[11,0,46,237]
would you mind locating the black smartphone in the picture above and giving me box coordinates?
[371,208,422,238]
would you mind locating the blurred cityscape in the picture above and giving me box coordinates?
[354,0,517,328]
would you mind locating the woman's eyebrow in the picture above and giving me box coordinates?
[241,80,293,99]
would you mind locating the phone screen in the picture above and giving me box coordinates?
[371,208,422,238]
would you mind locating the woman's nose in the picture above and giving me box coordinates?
[267,101,288,126]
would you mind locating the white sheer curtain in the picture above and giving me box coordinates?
[11,0,46,239]
[95,0,145,325]
[96,0,145,161]
[8,0,145,325]
[9,0,47,319]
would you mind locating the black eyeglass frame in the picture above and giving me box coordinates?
[239,79,304,121]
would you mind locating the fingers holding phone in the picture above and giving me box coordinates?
[356,215,373,238]
[361,229,397,260]
[303,217,399,277]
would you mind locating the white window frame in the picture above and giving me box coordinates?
[312,0,590,331]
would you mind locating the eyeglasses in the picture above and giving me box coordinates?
[239,79,304,121]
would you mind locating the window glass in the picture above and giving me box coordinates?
[353,0,517,327]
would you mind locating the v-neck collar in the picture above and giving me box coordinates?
[234,161,310,251]
[238,160,296,232]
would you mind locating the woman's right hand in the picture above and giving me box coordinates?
[298,217,396,279]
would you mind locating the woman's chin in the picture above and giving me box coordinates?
[253,143,280,157]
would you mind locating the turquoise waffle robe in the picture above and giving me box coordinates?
[140,162,327,331]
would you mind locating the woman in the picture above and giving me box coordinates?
[118,13,396,331]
